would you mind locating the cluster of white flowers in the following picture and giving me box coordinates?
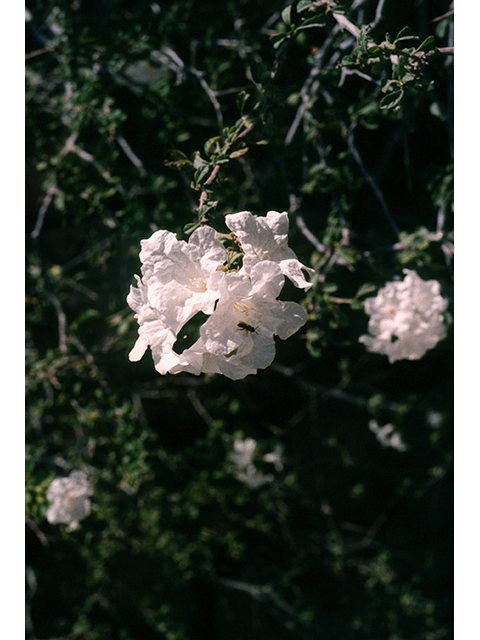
[230,437,283,488]
[368,420,407,452]
[359,269,448,363]
[46,470,93,531]
[127,211,314,380]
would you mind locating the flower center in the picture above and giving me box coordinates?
[187,276,207,292]
[233,300,256,318]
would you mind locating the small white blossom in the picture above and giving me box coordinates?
[231,437,257,469]
[225,210,315,290]
[368,420,408,452]
[425,411,443,429]
[46,470,93,531]
[230,438,277,488]
[359,269,448,363]
[263,444,284,472]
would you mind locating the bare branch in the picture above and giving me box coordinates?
[31,183,57,240]
[45,291,68,353]
[347,127,400,236]
[116,136,147,177]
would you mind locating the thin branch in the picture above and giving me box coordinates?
[25,44,56,61]
[30,183,57,240]
[187,388,215,427]
[25,519,48,547]
[190,68,225,135]
[333,13,360,38]
[432,9,454,23]
[295,214,327,255]
[347,127,400,236]
[271,362,401,412]
[116,136,147,177]
[45,291,68,352]
[369,0,387,29]
[216,577,320,637]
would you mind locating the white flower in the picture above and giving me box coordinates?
[359,269,448,363]
[225,210,315,290]
[231,437,257,469]
[368,420,407,452]
[230,438,275,488]
[127,213,313,379]
[263,444,284,472]
[127,226,226,374]
[170,262,307,380]
[46,470,93,531]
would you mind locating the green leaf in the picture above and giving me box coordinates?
[355,282,377,299]
[193,152,209,170]
[298,15,326,30]
[281,5,293,25]
[416,35,436,52]
[204,136,221,156]
[355,26,371,56]
[272,33,289,49]
[194,165,211,186]
[236,91,250,116]
[183,222,201,236]
[192,152,211,185]
[394,26,418,44]
[198,200,218,218]
[297,0,315,12]
[379,87,404,110]
[172,311,208,354]
[165,149,192,170]
[341,55,356,67]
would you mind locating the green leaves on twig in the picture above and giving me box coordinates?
[343,25,440,110]
[166,112,256,233]
[270,0,328,50]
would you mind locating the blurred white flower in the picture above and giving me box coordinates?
[359,269,448,363]
[46,470,93,531]
[225,210,315,290]
[230,438,278,488]
[368,420,407,452]
[231,437,257,469]
[426,410,443,429]
[263,444,284,472]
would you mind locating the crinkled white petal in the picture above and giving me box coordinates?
[127,227,227,368]
[169,263,306,380]
[225,210,314,290]
[128,219,309,378]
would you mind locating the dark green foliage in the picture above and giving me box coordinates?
[26,1,453,639]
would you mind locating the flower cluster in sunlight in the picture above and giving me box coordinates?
[359,269,448,363]
[46,471,94,531]
[127,211,314,380]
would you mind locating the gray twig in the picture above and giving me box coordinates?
[45,291,68,352]
[347,127,400,236]
[31,183,57,240]
[116,136,147,177]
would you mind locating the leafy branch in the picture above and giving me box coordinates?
[343,24,453,110]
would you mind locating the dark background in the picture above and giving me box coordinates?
[26,1,453,638]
